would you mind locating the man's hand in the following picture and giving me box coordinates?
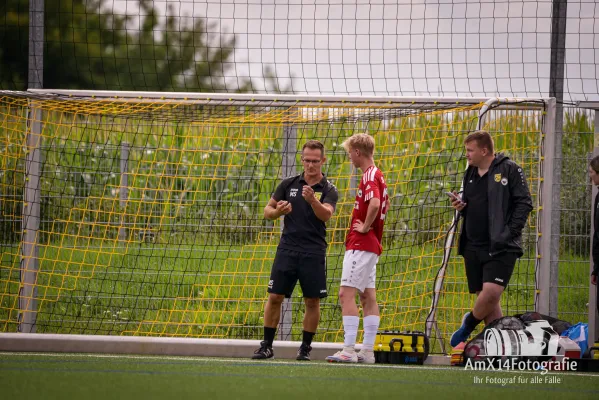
[592,274,597,286]
[302,185,317,204]
[353,219,371,234]
[450,191,466,212]
[275,200,292,216]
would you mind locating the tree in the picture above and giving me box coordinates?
[0,0,29,89]
[0,0,289,92]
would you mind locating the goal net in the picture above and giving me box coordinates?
[0,90,547,352]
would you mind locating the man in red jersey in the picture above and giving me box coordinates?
[326,133,389,364]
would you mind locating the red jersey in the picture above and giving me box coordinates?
[345,165,389,255]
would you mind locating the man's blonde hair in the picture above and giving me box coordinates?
[342,133,375,157]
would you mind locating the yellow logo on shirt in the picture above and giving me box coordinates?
[494,173,501,182]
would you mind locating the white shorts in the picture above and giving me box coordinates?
[341,250,379,292]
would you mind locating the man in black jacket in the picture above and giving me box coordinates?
[588,156,599,310]
[449,130,533,347]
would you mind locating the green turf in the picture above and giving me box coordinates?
[1,353,598,400]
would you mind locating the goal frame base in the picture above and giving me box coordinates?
[0,333,450,365]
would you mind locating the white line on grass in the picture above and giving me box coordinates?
[2,352,599,378]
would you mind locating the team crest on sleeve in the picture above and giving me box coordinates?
[494,173,502,182]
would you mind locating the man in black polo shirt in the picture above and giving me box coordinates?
[252,140,338,361]
[449,130,533,347]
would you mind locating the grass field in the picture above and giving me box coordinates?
[1,353,598,400]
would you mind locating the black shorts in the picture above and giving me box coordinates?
[268,248,328,299]
[463,248,518,294]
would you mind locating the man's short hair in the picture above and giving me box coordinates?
[590,155,599,173]
[342,133,375,157]
[464,130,494,154]
[302,140,325,157]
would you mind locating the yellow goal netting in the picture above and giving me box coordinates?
[0,91,545,352]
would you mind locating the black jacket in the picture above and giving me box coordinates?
[592,191,599,276]
[458,153,533,257]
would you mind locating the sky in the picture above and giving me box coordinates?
[107,0,598,101]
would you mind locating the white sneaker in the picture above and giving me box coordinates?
[326,347,358,363]
[357,349,375,364]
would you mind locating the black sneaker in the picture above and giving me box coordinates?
[252,341,274,359]
[296,344,312,361]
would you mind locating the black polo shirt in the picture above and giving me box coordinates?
[463,168,490,249]
[272,173,338,255]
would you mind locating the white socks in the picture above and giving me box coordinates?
[343,315,380,351]
[343,316,359,348]
[362,315,380,351]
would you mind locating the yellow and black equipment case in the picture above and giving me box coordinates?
[373,330,430,365]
